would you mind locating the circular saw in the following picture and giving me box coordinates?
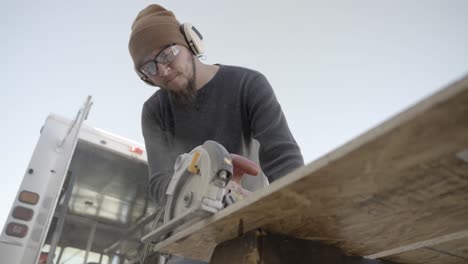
[142,140,234,244]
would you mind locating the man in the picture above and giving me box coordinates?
[128,4,304,263]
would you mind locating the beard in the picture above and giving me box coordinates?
[168,56,197,106]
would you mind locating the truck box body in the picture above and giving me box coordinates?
[0,98,158,264]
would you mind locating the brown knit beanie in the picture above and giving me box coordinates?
[129,4,189,69]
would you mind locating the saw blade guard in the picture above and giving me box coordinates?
[164,140,233,227]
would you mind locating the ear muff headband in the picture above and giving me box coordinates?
[180,23,205,57]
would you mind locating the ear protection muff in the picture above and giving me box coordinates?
[180,23,205,57]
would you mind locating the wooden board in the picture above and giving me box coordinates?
[153,74,468,263]
[386,237,468,263]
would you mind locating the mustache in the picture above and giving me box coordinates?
[163,73,179,86]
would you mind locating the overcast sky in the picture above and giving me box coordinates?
[2,0,467,229]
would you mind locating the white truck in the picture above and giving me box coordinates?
[0,97,160,264]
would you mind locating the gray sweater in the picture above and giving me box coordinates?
[141,65,304,205]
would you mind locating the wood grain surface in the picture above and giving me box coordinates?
[152,74,468,263]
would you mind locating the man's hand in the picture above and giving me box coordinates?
[225,154,260,204]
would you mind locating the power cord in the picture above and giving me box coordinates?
[139,207,165,264]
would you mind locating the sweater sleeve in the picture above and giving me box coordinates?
[247,73,304,181]
[141,99,173,206]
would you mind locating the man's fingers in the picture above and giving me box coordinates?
[230,154,260,183]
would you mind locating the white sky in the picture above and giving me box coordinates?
[1,0,467,229]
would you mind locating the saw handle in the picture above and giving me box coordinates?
[229,154,260,183]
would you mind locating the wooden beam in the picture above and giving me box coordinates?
[152,74,468,263]
[366,229,468,259]
[210,230,394,264]
[386,236,468,264]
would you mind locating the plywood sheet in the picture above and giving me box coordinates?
[151,74,468,262]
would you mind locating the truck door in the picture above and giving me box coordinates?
[0,96,93,264]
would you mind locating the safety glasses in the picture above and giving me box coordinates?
[139,44,181,77]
